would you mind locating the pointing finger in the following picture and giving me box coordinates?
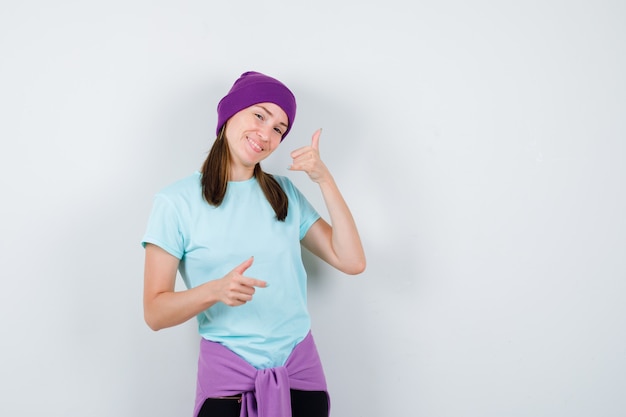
[242,277,269,288]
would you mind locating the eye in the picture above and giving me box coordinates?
[274,126,283,135]
[254,113,264,120]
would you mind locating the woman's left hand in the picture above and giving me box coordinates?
[288,128,330,183]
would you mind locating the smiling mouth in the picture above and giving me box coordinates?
[246,136,264,152]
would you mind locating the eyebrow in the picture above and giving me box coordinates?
[257,105,289,128]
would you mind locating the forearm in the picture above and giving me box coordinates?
[144,281,218,331]
[318,175,366,274]
[289,129,366,274]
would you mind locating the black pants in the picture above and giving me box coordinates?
[198,389,329,417]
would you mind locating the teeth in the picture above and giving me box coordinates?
[247,137,263,151]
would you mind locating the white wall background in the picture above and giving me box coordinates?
[1,1,624,416]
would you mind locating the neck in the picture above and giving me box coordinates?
[229,164,256,182]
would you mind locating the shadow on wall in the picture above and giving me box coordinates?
[268,83,423,415]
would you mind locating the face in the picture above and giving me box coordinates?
[224,102,289,175]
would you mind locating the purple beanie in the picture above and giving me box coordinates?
[216,71,297,140]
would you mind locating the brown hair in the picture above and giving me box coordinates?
[200,127,288,221]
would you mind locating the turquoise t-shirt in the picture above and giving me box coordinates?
[141,172,320,369]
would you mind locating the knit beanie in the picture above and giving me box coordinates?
[216,71,297,140]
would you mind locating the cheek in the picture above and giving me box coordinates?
[223,124,233,142]
[269,139,282,152]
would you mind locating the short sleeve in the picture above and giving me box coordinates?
[141,194,185,259]
[285,180,320,240]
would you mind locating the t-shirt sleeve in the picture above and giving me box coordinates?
[287,180,321,240]
[141,194,185,259]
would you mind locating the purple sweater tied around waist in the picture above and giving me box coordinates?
[194,331,329,417]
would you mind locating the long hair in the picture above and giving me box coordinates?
[200,127,289,221]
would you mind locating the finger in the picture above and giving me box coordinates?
[241,277,268,288]
[287,157,311,172]
[233,256,254,275]
[288,150,310,171]
[234,283,257,296]
[290,146,309,159]
[311,128,322,151]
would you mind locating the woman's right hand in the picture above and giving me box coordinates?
[213,256,268,307]
[144,246,267,331]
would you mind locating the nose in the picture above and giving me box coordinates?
[257,125,271,141]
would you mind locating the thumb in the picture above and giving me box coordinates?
[234,256,254,275]
[311,128,322,151]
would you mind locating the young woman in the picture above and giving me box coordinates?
[142,71,365,417]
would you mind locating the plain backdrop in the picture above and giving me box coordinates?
[1,1,625,416]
